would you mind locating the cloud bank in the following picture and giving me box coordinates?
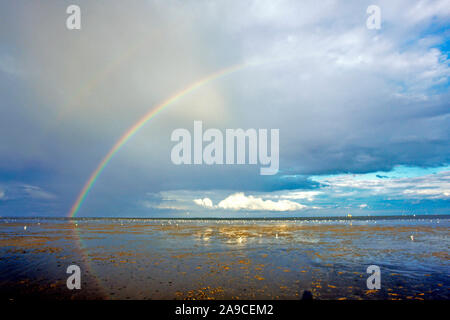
[319,170,450,200]
[194,193,307,212]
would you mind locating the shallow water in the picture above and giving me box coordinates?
[0,217,448,300]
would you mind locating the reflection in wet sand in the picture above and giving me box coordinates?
[0,218,448,300]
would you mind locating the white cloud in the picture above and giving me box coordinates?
[404,0,450,24]
[0,184,56,201]
[402,187,450,199]
[141,200,188,211]
[216,192,306,211]
[155,190,312,212]
[192,192,307,211]
[22,185,56,200]
[277,191,321,201]
[319,170,450,200]
[193,198,214,208]
[359,204,368,209]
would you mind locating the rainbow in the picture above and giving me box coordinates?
[68,63,247,217]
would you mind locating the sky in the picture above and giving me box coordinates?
[0,0,449,217]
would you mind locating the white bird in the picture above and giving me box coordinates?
[24,226,27,230]
[410,235,414,241]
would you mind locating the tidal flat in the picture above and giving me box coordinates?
[0,217,448,300]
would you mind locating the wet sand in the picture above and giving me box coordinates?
[0,217,448,300]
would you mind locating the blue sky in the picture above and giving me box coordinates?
[0,0,449,217]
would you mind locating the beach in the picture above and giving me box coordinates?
[0,217,448,300]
